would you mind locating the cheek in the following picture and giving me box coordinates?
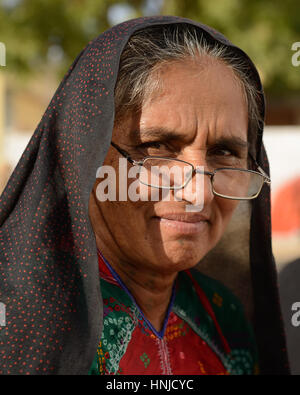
[97,180,153,232]
[216,198,239,228]
[95,160,155,233]
[98,199,149,251]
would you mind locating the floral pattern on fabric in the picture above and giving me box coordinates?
[89,253,259,375]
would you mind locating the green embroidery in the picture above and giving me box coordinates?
[173,269,258,375]
[91,267,258,375]
[140,352,150,368]
[224,349,254,375]
[94,279,139,375]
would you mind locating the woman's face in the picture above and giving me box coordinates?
[91,57,248,275]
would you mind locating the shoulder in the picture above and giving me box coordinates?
[178,268,251,341]
[177,268,244,317]
[174,268,259,374]
[186,268,243,312]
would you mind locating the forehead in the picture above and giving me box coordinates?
[114,58,248,145]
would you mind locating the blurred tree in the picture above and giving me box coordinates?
[0,0,299,95]
[161,0,300,96]
[0,0,144,78]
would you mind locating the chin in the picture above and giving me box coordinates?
[156,243,209,273]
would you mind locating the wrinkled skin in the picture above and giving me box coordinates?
[89,57,248,331]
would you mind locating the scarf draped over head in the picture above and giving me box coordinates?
[0,16,289,375]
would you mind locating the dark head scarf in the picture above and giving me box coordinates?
[0,16,289,375]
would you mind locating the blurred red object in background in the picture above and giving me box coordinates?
[272,176,300,235]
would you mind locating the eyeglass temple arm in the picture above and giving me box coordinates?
[248,151,271,184]
[110,141,136,165]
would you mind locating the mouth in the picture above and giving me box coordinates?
[153,213,210,235]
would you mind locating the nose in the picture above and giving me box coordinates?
[174,165,214,211]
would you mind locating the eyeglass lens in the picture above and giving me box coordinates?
[138,158,265,198]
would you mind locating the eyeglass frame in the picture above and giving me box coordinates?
[110,141,271,201]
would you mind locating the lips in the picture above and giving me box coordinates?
[153,212,210,235]
[155,213,210,223]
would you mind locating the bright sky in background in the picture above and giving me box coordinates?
[107,0,163,26]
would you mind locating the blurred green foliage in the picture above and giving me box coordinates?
[162,0,300,96]
[0,0,299,95]
[0,0,143,77]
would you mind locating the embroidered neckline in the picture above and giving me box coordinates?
[97,249,176,339]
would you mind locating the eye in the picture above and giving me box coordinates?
[215,148,234,156]
[137,141,175,155]
[138,141,163,150]
[209,146,239,158]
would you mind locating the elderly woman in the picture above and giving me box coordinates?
[0,16,289,375]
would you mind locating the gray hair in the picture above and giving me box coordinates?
[114,24,263,159]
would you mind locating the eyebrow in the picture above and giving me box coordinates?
[131,127,249,150]
[213,136,249,150]
[131,127,183,141]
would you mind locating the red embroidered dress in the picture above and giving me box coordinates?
[89,251,259,375]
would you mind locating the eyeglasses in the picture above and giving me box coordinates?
[110,142,271,200]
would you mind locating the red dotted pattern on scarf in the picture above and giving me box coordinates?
[0,17,169,375]
[0,16,288,375]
